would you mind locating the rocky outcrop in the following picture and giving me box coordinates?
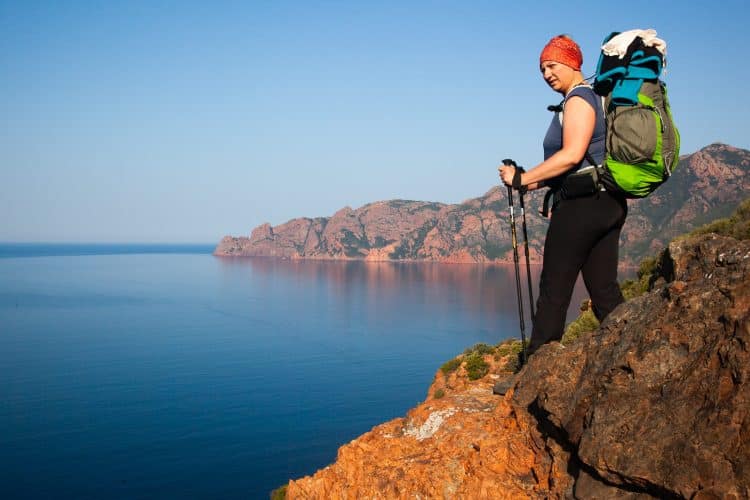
[215,194,530,263]
[216,143,750,265]
[286,348,554,498]
[284,232,750,498]
[510,233,750,498]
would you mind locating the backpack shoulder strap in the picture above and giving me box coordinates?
[555,82,599,125]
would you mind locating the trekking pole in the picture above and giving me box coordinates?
[502,159,528,364]
[517,169,536,321]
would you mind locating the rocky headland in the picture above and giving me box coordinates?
[216,143,750,266]
[278,202,750,498]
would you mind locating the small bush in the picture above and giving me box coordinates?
[690,217,730,237]
[637,255,658,281]
[494,339,524,358]
[620,278,639,300]
[270,484,287,500]
[562,309,599,345]
[688,198,750,240]
[464,352,489,380]
[463,343,495,356]
[440,357,462,375]
[433,388,445,399]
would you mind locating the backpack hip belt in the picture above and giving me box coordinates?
[541,160,605,217]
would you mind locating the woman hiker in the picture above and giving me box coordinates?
[494,35,627,395]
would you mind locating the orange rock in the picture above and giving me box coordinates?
[285,352,572,498]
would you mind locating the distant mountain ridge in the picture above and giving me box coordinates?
[215,143,750,265]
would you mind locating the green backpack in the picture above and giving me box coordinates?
[593,32,680,198]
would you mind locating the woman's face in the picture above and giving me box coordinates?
[540,60,575,93]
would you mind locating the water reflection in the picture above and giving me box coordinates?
[216,257,591,332]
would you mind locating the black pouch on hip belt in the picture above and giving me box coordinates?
[560,165,602,200]
[540,153,604,217]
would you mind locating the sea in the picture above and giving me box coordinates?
[0,244,591,499]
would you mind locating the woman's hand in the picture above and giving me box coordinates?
[498,165,543,191]
[498,164,518,187]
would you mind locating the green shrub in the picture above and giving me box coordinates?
[494,339,524,358]
[270,484,287,500]
[691,217,732,237]
[440,357,462,375]
[637,255,658,281]
[688,198,750,240]
[562,309,599,345]
[463,343,495,356]
[621,255,659,299]
[619,278,639,300]
[464,352,489,380]
[433,388,445,399]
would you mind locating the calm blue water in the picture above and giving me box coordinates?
[0,245,588,499]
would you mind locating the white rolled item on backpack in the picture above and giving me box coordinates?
[602,29,667,58]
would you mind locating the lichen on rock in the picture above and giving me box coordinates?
[403,408,458,441]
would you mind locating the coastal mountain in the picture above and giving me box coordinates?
[215,143,750,265]
[282,227,750,497]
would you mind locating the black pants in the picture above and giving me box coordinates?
[527,191,628,355]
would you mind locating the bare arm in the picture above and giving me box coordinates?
[499,95,595,189]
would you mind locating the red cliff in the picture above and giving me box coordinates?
[216,144,750,266]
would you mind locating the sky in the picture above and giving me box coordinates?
[2,0,749,243]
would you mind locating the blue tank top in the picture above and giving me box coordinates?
[542,85,605,168]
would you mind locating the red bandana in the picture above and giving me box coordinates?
[540,36,583,71]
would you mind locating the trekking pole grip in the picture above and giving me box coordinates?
[502,159,517,201]
[502,159,526,191]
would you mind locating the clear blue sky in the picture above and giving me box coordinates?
[2,1,749,243]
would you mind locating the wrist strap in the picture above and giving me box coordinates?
[512,168,524,190]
